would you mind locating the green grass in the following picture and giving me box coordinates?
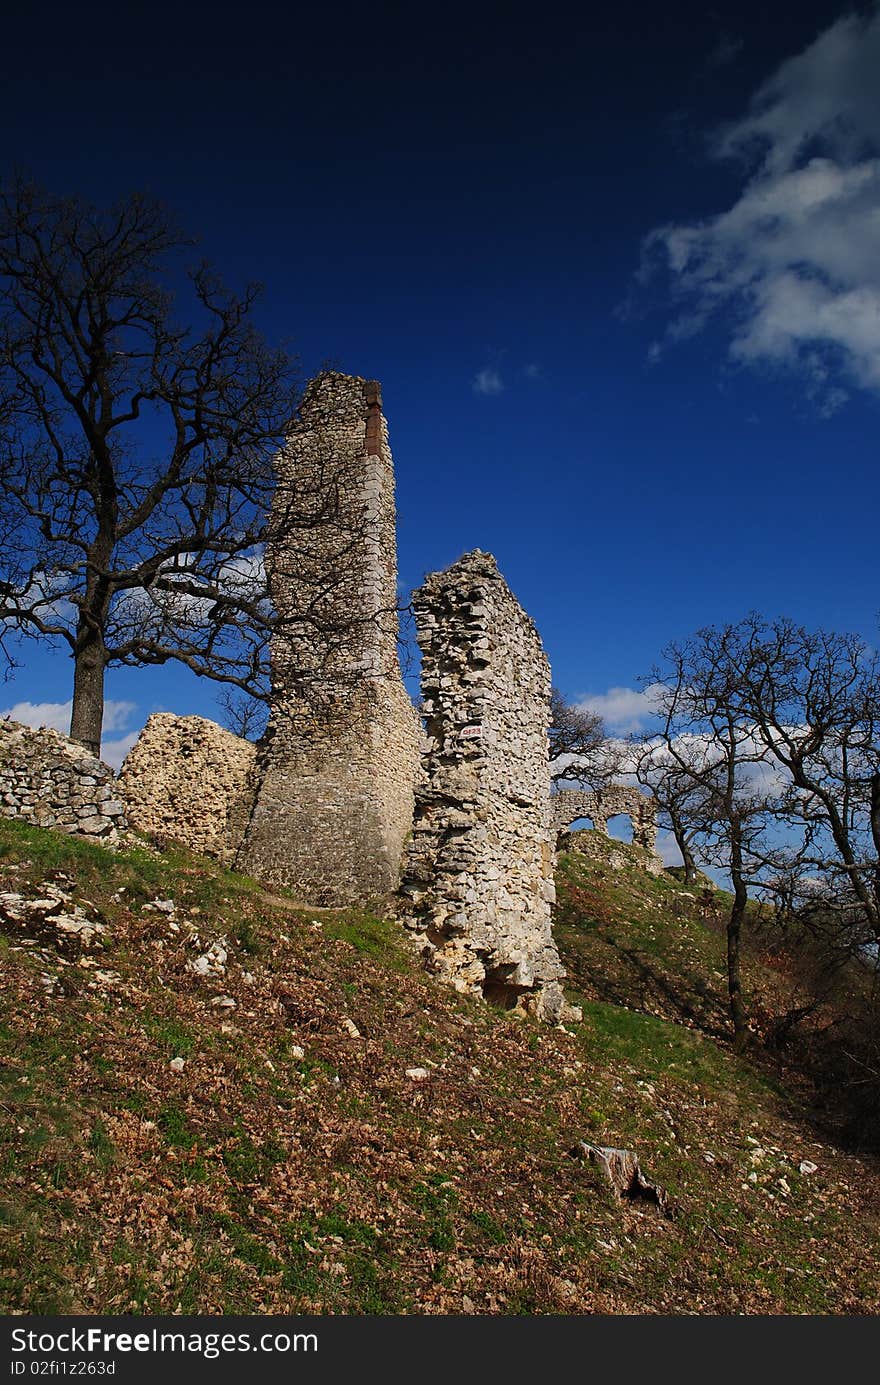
[0,816,269,921]
[316,1211,378,1245]
[278,1215,406,1313]
[411,1174,459,1252]
[141,1015,198,1057]
[2,815,879,1315]
[87,1118,116,1170]
[323,909,411,966]
[576,999,773,1099]
[156,1103,198,1150]
[222,1129,286,1184]
[470,1209,508,1245]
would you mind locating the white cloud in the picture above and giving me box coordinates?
[0,698,136,736]
[577,684,664,734]
[473,367,505,396]
[656,829,683,867]
[101,701,137,734]
[643,10,880,409]
[635,720,795,806]
[0,700,72,733]
[101,731,140,771]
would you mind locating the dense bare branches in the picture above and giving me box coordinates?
[548,687,622,790]
[639,615,880,1045]
[0,179,303,753]
[634,754,703,883]
[719,615,880,942]
[640,624,783,1046]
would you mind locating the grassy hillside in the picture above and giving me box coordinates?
[1,819,879,1315]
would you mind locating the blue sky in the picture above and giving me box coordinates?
[2,0,879,777]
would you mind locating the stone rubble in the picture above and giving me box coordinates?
[188,939,229,979]
[0,882,108,953]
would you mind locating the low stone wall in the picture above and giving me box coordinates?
[118,714,258,865]
[399,551,574,1024]
[0,719,126,840]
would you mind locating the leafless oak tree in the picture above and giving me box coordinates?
[634,750,703,883]
[643,615,880,1045]
[548,687,621,790]
[643,626,782,1047]
[721,615,880,948]
[0,179,308,755]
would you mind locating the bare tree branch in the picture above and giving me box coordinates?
[0,178,370,755]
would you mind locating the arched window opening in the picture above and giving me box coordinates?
[606,813,633,845]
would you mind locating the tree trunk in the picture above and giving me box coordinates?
[69,617,107,757]
[728,838,749,1051]
[669,809,698,883]
[727,897,748,1050]
[680,838,699,884]
[870,772,880,925]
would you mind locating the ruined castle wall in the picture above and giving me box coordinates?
[552,786,660,868]
[558,824,664,876]
[236,373,420,904]
[117,714,258,864]
[0,719,126,840]
[399,551,572,1023]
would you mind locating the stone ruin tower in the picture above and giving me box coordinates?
[237,372,420,904]
[398,551,574,1024]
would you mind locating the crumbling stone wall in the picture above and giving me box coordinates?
[0,719,126,840]
[557,825,664,876]
[118,714,257,865]
[552,786,657,850]
[398,551,574,1024]
[237,372,420,904]
[552,786,661,873]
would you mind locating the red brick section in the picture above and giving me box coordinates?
[363,380,383,456]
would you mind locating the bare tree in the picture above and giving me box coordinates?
[645,614,880,1044]
[215,687,269,742]
[0,178,309,755]
[548,687,621,789]
[723,615,880,949]
[634,750,703,883]
[645,626,782,1048]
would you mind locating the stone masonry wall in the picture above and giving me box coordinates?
[551,786,662,874]
[117,714,258,865]
[237,372,420,904]
[0,719,126,840]
[551,786,658,850]
[398,551,574,1024]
